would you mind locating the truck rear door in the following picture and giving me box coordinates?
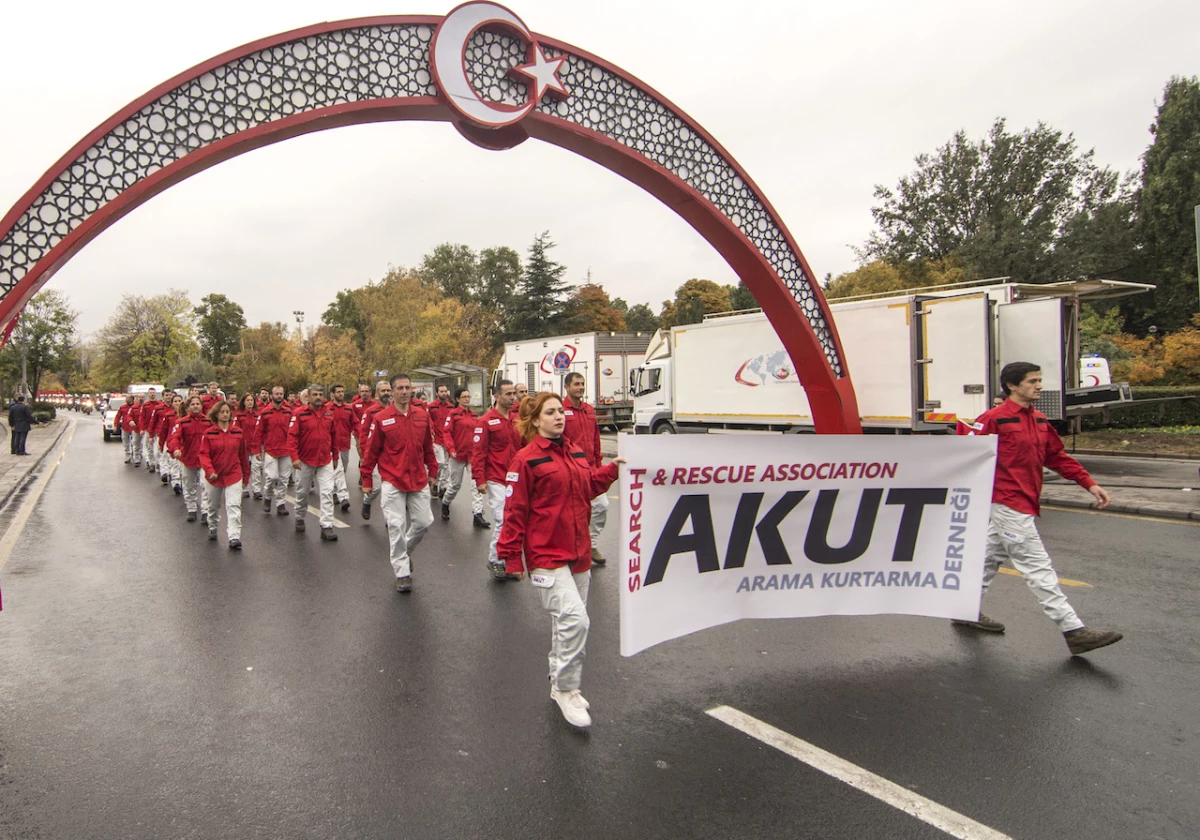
[997,297,1065,420]
[917,293,992,428]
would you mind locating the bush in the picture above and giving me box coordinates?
[29,401,57,420]
[31,411,53,424]
[1080,386,1200,430]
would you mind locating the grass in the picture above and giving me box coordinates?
[1067,427,1200,455]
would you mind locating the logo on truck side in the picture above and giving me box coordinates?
[541,345,577,374]
[734,351,797,386]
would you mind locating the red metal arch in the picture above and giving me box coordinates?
[0,14,862,432]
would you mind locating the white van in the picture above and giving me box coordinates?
[1079,356,1111,387]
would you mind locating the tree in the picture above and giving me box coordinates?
[94,290,197,389]
[0,290,77,398]
[312,324,365,387]
[322,289,367,350]
[624,303,661,333]
[194,293,246,366]
[225,322,307,393]
[507,231,573,339]
[475,245,523,345]
[420,243,478,303]
[823,258,967,299]
[166,354,218,389]
[729,281,758,311]
[563,283,627,332]
[1122,76,1200,334]
[863,119,1131,286]
[659,278,732,328]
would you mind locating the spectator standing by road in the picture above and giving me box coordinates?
[200,401,250,548]
[472,379,520,579]
[440,388,485,525]
[955,361,1123,656]
[360,373,436,593]
[168,396,212,524]
[7,394,34,455]
[258,386,294,517]
[497,392,623,729]
[287,384,339,541]
[562,373,608,566]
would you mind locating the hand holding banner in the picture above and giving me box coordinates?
[618,434,998,656]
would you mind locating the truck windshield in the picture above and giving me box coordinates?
[634,368,661,397]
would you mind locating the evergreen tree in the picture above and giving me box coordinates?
[507,231,573,339]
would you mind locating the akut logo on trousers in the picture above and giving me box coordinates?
[431,2,570,128]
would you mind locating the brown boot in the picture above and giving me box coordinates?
[951,613,1005,633]
[1064,627,1123,655]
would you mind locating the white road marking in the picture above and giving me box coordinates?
[0,422,77,570]
[282,494,349,528]
[706,705,1013,840]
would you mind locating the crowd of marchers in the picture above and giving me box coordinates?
[111,372,623,728]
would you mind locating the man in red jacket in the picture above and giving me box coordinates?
[427,384,455,499]
[200,382,222,415]
[287,384,339,541]
[153,391,178,483]
[138,388,162,471]
[327,384,355,512]
[562,373,608,566]
[257,386,294,516]
[360,373,436,593]
[356,380,391,519]
[955,361,1121,656]
[116,394,136,463]
[473,379,520,580]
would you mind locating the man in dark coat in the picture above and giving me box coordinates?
[8,394,35,455]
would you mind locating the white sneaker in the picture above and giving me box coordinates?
[549,685,590,710]
[551,688,591,728]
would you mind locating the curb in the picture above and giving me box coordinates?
[1042,492,1200,522]
[1065,448,1200,461]
[0,418,72,512]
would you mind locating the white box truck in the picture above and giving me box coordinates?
[498,331,653,428]
[631,280,1149,434]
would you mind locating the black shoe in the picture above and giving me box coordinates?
[201,512,208,526]
[277,505,288,516]
[263,498,272,513]
[396,576,413,593]
[229,538,242,551]
[186,511,197,522]
[161,474,169,484]
[341,498,350,512]
[295,518,306,533]
[361,501,371,521]
[473,513,491,529]
[253,492,262,500]
[208,527,217,541]
[441,503,450,521]
[489,561,509,581]
[590,547,607,566]
[1064,627,1123,655]
[321,527,338,541]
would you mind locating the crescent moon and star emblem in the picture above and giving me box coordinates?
[431,1,571,130]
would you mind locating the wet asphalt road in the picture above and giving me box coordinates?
[0,423,1197,840]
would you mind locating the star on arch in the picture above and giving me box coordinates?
[512,42,570,101]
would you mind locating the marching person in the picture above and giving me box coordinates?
[200,382,222,415]
[357,380,391,520]
[955,361,1122,656]
[562,373,608,565]
[168,395,212,524]
[360,373,436,593]
[472,379,521,580]
[497,392,623,729]
[234,392,260,499]
[427,384,455,499]
[440,388,485,525]
[163,393,184,495]
[257,385,294,516]
[511,383,530,421]
[287,384,339,541]
[327,384,355,512]
[153,390,178,483]
[140,388,162,472]
[200,400,250,548]
[117,394,136,462]
[129,395,146,467]
[256,388,270,410]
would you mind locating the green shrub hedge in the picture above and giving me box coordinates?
[1080,386,1200,430]
[29,401,57,420]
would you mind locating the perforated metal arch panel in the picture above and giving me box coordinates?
[0,20,841,376]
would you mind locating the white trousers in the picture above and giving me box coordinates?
[157,441,171,474]
[442,459,483,514]
[332,449,350,502]
[263,455,292,506]
[250,453,264,496]
[533,565,591,692]
[590,492,609,541]
[982,503,1083,632]
[294,461,335,529]
[122,429,134,460]
[204,478,243,540]
[380,484,434,578]
[131,432,146,464]
[433,443,449,492]
[486,481,506,567]
[140,432,155,467]
[180,466,211,517]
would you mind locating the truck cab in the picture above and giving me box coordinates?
[631,358,674,434]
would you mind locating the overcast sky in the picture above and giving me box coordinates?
[1,0,1197,337]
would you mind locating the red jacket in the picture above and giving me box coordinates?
[137,400,159,434]
[958,399,1095,516]
[328,401,354,452]
[200,393,220,415]
[357,400,385,444]
[562,396,602,467]
[117,402,136,432]
[256,403,293,458]
[287,406,336,467]
[154,402,178,445]
[427,399,454,446]
[360,405,437,493]
[167,414,211,470]
[497,435,619,575]
[444,407,478,463]
[233,409,258,449]
[471,407,520,485]
[199,424,250,487]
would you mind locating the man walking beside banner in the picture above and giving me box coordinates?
[562,373,608,566]
[472,379,520,580]
[360,373,437,594]
[956,361,1122,656]
[287,384,339,542]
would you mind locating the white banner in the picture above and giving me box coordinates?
[618,434,998,656]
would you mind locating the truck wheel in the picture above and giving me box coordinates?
[654,422,675,434]
[103,429,111,442]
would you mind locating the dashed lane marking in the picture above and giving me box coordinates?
[282,494,350,528]
[0,422,77,570]
[707,705,1014,840]
[996,567,1092,588]
[1041,503,1200,527]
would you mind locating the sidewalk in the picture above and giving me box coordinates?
[0,416,71,511]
